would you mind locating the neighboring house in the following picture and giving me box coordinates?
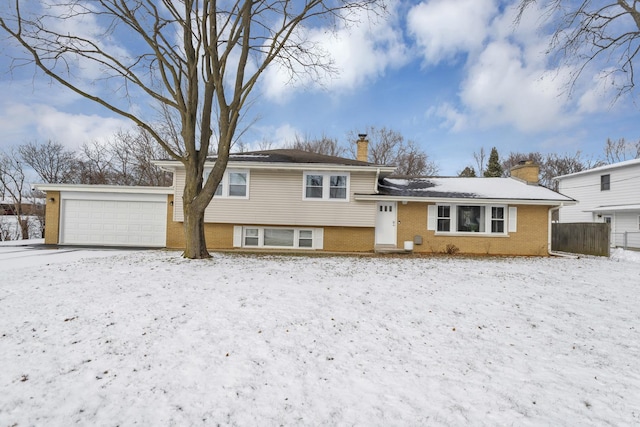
[36,141,575,255]
[554,158,640,249]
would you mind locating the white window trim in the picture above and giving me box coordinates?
[233,226,323,249]
[429,203,511,236]
[302,171,350,202]
[204,169,250,199]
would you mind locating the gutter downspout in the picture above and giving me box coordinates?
[548,203,577,258]
[374,168,380,194]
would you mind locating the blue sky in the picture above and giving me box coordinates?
[1,0,639,175]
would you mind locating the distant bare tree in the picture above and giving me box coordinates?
[287,134,347,157]
[348,126,439,175]
[107,130,173,186]
[501,152,545,177]
[18,140,77,184]
[517,1,640,101]
[473,147,486,177]
[0,148,29,239]
[602,137,640,164]
[501,150,594,189]
[77,141,115,185]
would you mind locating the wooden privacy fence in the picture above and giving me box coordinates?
[552,223,610,257]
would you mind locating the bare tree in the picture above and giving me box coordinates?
[517,1,640,101]
[0,148,29,239]
[0,0,383,259]
[107,129,173,186]
[287,133,347,157]
[602,137,640,163]
[501,151,545,177]
[348,126,439,175]
[77,141,115,185]
[473,147,486,177]
[18,140,77,184]
[501,150,593,189]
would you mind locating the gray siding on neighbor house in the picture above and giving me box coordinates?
[173,168,378,227]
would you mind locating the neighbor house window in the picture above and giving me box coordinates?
[205,169,249,198]
[242,227,316,249]
[303,172,349,201]
[434,204,507,235]
[437,205,450,232]
[601,174,610,191]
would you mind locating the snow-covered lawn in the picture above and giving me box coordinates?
[1,249,639,425]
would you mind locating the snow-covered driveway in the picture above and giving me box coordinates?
[1,250,639,425]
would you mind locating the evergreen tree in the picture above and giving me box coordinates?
[484,147,503,177]
[458,166,477,177]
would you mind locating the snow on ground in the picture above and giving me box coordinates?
[1,250,639,425]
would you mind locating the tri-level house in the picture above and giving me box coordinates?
[554,158,640,249]
[37,138,575,255]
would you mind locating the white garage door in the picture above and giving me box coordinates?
[60,195,167,247]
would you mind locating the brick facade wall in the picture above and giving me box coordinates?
[43,191,60,245]
[397,202,550,256]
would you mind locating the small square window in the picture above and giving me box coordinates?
[299,230,313,248]
[601,174,610,191]
[244,228,259,246]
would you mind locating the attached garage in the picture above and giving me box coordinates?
[36,185,172,247]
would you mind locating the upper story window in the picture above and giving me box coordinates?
[303,172,349,201]
[205,169,249,199]
[601,174,610,191]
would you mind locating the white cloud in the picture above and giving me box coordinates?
[427,103,467,132]
[0,102,133,150]
[407,0,498,65]
[459,40,575,132]
[419,1,621,134]
[261,3,408,102]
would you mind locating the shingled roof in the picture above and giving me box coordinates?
[377,177,575,202]
[208,149,378,167]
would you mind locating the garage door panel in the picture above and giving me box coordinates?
[61,198,166,247]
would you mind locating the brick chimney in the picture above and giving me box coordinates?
[510,160,540,184]
[356,134,369,162]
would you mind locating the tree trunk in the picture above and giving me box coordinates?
[19,217,29,240]
[183,198,210,259]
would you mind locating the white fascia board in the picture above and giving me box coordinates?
[34,183,174,195]
[554,158,640,180]
[152,160,395,174]
[353,194,577,206]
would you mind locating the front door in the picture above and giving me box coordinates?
[375,202,397,245]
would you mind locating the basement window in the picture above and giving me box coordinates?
[243,227,316,249]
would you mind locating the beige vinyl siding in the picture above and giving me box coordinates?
[173,168,377,227]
